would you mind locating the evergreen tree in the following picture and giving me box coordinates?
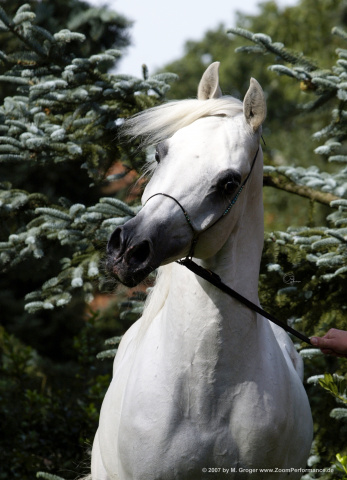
[160,0,347,232]
[0,3,175,478]
[0,0,131,102]
[0,0,135,357]
[228,22,347,475]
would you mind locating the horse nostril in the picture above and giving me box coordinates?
[126,240,151,266]
[107,227,122,255]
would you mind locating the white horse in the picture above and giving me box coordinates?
[92,62,313,480]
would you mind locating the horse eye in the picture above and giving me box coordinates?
[224,181,234,194]
[155,151,160,163]
[224,180,240,194]
[215,171,241,194]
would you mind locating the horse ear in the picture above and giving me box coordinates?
[197,62,222,100]
[243,78,267,131]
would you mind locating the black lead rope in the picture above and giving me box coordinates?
[177,257,312,346]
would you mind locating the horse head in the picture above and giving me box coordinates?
[107,62,266,287]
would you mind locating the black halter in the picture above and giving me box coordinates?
[144,146,312,346]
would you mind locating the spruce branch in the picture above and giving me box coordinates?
[332,26,347,42]
[37,472,67,480]
[263,173,340,206]
[228,27,317,70]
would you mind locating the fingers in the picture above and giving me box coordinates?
[310,336,335,349]
[310,329,347,357]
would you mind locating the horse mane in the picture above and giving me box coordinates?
[122,96,243,147]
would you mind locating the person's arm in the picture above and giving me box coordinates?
[311,328,347,357]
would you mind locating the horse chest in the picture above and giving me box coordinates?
[116,375,296,480]
[97,312,311,480]
[112,324,294,479]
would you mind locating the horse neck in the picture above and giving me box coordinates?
[202,157,264,304]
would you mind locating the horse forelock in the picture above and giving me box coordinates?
[123,96,243,180]
[122,96,243,148]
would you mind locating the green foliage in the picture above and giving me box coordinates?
[319,372,347,404]
[0,2,174,316]
[37,473,67,480]
[336,454,347,479]
[0,2,175,479]
[303,373,347,478]
[0,0,131,83]
[0,319,111,479]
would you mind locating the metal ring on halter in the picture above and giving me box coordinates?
[144,147,259,259]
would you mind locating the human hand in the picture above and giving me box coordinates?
[311,328,347,357]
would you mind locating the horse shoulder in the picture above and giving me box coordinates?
[96,318,143,480]
[269,321,304,380]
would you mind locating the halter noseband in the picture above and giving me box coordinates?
[144,147,259,259]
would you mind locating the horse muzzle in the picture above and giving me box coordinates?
[106,222,161,287]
